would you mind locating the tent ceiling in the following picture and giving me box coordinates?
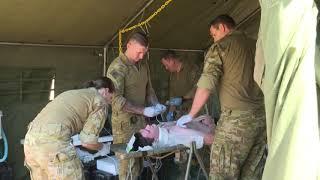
[0,0,261,49]
[128,0,261,49]
[0,0,149,46]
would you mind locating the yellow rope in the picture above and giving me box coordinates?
[118,0,173,53]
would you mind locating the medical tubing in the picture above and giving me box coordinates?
[0,129,8,162]
[0,112,8,162]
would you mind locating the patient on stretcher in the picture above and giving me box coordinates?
[127,115,215,152]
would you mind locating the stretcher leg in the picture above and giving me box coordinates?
[193,143,209,179]
[185,142,208,180]
[184,142,194,180]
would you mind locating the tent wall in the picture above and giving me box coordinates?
[0,45,103,179]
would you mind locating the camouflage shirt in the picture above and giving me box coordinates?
[107,53,156,115]
[25,88,107,145]
[197,31,264,110]
[169,61,201,99]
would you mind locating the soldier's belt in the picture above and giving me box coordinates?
[221,107,265,116]
[28,121,70,137]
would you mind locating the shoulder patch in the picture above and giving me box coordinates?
[110,70,122,79]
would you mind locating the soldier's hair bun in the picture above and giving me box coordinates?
[83,77,115,93]
[84,80,95,88]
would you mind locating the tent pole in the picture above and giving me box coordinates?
[109,46,204,52]
[236,8,261,29]
[0,42,102,48]
[103,47,107,76]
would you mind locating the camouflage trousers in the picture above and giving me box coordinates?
[24,144,84,180]
[112,115,146,180]
[210,107,267,180]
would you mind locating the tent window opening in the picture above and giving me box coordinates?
[49,75,55,101]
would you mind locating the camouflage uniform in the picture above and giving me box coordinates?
[24,88,108,180]
[107,53,156,179]
[197,31,266,180]
[169,61,201,113]
[210,108,266,180]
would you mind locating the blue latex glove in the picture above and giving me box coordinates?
[143,104,166,117]
[176,114,192,128]
[166,111,174,121]
[168,97,183,106]
[155,103,166,112]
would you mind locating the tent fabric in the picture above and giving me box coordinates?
[316,45,320,86]
[255,0,320,179]
[0,0,149,46]
[0,0,261,49]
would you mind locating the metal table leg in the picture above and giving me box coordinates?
[184,142,194,180]
[184,142,209,180]
[193,143,209,180]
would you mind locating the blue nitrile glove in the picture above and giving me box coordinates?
[168,97,183,106]
[75,148,95,163]
[155,103,166,112]
[176,114,192,128]
[166,111,174,121]
[143,104,166,117]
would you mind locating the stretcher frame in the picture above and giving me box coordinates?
[111,141,208,180]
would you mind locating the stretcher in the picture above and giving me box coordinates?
[111,142,208,180]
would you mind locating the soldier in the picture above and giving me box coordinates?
[107,32,166,179]
[177,15,267,179]
[24,77,115,180]
[160,50,201,120]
